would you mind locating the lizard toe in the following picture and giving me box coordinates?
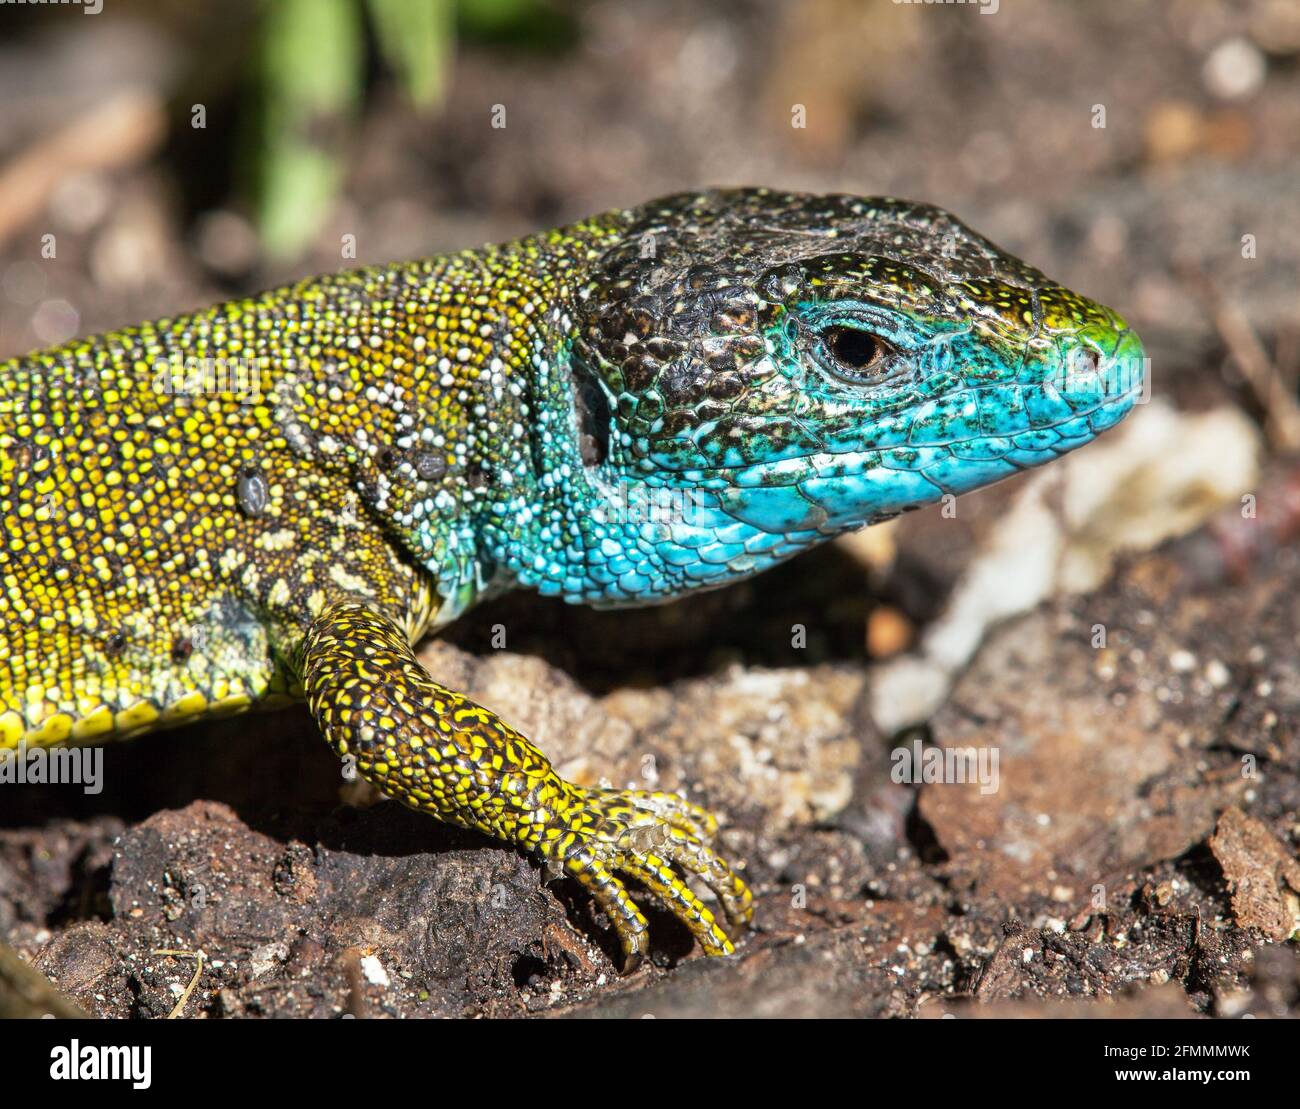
[543,783,753,961]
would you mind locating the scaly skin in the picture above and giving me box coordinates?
[0,189,1144,968]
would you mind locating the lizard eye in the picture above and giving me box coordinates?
[819,325,893,384]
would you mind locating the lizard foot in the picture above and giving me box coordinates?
[540,785,754,972]
[301,602,753,972]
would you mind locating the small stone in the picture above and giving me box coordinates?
[1203,38,1267,101]
[1204,659,1231,688]
[360,956,390,988]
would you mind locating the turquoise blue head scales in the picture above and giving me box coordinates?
[507,188,1144,605]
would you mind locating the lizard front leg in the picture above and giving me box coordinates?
[298,600,753,970]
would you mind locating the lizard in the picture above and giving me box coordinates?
[0,188,1145,970]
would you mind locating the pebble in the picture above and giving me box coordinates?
[360,956,390,988]
[1203,38,1267,100]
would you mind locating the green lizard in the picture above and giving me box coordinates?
[0,188,1144,969]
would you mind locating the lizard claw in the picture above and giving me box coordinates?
[540,785,754,971]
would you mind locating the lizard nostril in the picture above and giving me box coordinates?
[1066,345,1102,396]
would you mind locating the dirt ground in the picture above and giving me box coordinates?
[2,0,1299,1017]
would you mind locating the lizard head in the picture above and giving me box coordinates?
[514,188,1145,605]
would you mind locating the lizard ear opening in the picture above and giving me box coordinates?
[573,368,612,468]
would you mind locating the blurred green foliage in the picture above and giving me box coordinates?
[251,0,571,260]
[367,0,454,110]
[255,0,364,260]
